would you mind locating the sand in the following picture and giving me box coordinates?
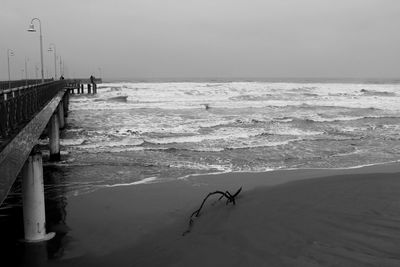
[10,163,400,266]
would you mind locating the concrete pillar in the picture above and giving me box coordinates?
[63,93,69,117]
[93,83,97,94]
[57,102,65,129]
[87,84,92,94]
[22,146,55,242]
[48,113,60,161]
[80,84,84,94]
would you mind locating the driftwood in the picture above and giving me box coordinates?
[182,187,242,236]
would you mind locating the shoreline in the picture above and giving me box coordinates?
[178,159,400,180]
[24,161,399,266]
[89,160,400,192]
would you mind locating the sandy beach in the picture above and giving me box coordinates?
[7,163,397,267]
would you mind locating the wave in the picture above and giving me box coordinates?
[303,93,319,97]
[258,128,323,136]
[360,89,396,97]
[229,94,273,101]
[273,117,294,122]
[176,159,400,182]
[94,95,128,102]
[60,139,86,146]
[265,103,380,111]
[169,161,231,172]
[288,115,400,123]
[100,177,158,188]
[289,86,317,91]
[225,139,298,150]
[143,127,264,145]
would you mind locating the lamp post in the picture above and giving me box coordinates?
[59,56,63,77]
[35,65,39,79]
[27,18,44,83]
[25,57,29,86]
[7,49,14,89]
[48,43,57,79]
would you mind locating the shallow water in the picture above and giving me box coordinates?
[2,81,400,199]
[42,81,400,196]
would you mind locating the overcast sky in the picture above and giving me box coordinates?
[1,0,399,80]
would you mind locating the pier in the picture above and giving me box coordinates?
[0,78,100,242]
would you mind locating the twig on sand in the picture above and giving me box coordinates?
[182,187,242,236]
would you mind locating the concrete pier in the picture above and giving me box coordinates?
[57,101,65,129]
[48,113,60,161]
[0,78,101,206]
[88,84,92,94]
[63,93,69,118]
[21,146,55,242]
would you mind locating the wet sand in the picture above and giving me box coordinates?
[8,163,400,266]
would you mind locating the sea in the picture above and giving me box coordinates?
[2,79,400,200]
[1,79,400,262]
[35,79,400,196]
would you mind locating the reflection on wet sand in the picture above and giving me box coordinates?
[43,165,69,261]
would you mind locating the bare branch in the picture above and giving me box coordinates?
[182,187,242,236]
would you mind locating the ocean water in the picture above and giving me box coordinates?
[32,81,400,197]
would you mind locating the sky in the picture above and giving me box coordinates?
[1,0,399,80]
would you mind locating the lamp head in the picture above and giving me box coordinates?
[27,23,36,32]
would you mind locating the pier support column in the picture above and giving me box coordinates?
[87,84,92,94]
[57,102,65,129]
[93,83,97,94]
[63,93,69,118]
[48,113,60,161]
[80,84,84,94]
[22,146,55,242]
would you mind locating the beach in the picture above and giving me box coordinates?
[3,163,397,266]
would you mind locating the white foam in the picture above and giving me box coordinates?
[169,161,231,172]
[226,139,298,150]
[144,127,264,145]
[101,177,158,188]
[264,127,323,136]
[61,139,85,146]
[70,82,400,112]
[177,159,400,181]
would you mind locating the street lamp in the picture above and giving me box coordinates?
[7,49,14,89]
[48,43,57,79]
[27,18,44,83]
[58,56,63,77]
[24,57,29,86]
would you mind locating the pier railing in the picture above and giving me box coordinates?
[0,81,67,140]
[0,79,54,91]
